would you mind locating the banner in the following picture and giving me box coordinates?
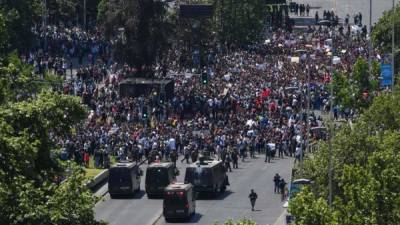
[380,64,393,87]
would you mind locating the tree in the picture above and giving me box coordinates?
[0,54,104,224]
[371,3,400,74]
[47,0,79,23]
[331,58,380,111]
[371,3,400,53]
[0,11,8,54]
[47,0,101,26]
[289,90,400,225]
[98,0,172,72]
[0,51,63,104]
[0,0,44,52]
[213,0,266,45]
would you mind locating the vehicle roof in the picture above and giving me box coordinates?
[187,159,222,168]
[148,162,173,168]
[165,183,192,191]
[110,162,137,169]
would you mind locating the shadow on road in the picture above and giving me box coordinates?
[197,190,234,200]
[109,190,146,200]
[132,190,146,199]
[165,213,203,224]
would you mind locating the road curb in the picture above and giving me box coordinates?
[92,159,148,198]
[150,211,163,225]
[273,209,287,225]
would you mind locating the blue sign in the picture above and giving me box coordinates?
[381,64,393,87]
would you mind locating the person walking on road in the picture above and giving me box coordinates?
[265,143,271,163]
[279,179,287,201]
[249,189,258,211]
[273,173,281,194]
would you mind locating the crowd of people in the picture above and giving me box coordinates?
[23,6,377,183]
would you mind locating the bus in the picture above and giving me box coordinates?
[108,162,142,198]
[163,183,195,221]
[184,158,229,195]
[145,162,177,198]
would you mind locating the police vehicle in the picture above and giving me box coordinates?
[108,162,142,198]
[184,157,229,194]
[163,183,196,221]
[145,162,177,198]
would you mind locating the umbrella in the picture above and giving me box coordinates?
[285,86,299,92]
[318,20,332,26]
[295,49,307,54]
[311,126,327,132]
[292,178,312,185]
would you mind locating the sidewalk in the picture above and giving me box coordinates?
[273,209,287,225]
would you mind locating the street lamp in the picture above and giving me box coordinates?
[392,0,395,90]
[83,0,87,29]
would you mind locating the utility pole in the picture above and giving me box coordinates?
[84,0,87,29]
[392,0,395,89]
[328,0,337,208]
[369,0,372,78]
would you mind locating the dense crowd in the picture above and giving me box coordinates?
[25,11,376,176]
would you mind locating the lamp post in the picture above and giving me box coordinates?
[369,0,372,78]
[84,0,87,29]
[392,0,395,89]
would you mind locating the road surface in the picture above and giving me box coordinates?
[293,0,400,25]
[95,155,293,225]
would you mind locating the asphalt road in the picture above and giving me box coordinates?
[95,158,190,225]
[292,0,400,25]
[155,155,294,225]
[95,155,293,225]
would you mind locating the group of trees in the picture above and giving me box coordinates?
[97,0,173,70]
[96,0,270,69]
[371,2,400,74]
[212,0,267,45]
[288,5,400,224]
[289,89,400,225]
[0,2,105,224]
[0,52,104,224]
[331,58,380,111]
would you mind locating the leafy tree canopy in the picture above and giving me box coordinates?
[0,51,104,225]
[289,89,400,225]
[0,0,44,52]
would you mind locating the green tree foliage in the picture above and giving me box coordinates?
[47,0,79,22]
[215,218,258,225]
[331,58,380,111]
[47,0,101,25]
[98,0,172,70]
[213,0,266,45]
[371,3,400,74]
[0,11,8,53]
[289,90,400,225]
[371,3,400,53]
[0,51,63,104]
[0,0,44,52]
[0,52,104,224]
